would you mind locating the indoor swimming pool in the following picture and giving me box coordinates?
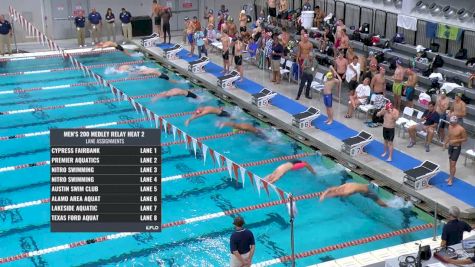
[0,50,437,266]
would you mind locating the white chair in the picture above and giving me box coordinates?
[281,60,294,82]
[356,94,376,121]
[463,149,475,166]
[396,107,414,137]
[311,72,325,101]
[402,109,424,138]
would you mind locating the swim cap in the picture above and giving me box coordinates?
[385,102,393,110]
[325,72,333,79]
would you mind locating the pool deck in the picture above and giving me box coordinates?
[132,38,475,220]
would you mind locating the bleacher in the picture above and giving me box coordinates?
[263,0,475,134]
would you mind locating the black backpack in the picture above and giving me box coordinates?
[375,51,385,63]
[393,33,405,43]
[430,42,440,52]
[382,40,390,49]
[389,56,398,70]
[455,48,467,60]
[363,34,375,46]
[360,23,370,34]
[432,55,444,69]
[352,30,361,42]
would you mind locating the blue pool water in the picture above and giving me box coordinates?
[0,51,436,266]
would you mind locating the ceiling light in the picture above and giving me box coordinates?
[429,3,443,16]
[443,5,458,19]
[457,8,473,21]
[415,1,429,13]
[383,0,393,5]
[394,0,402,8]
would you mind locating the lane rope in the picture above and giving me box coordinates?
[0,75,160,96]
[0,152,314,211]
[0,48,117,62]
[0,110,193,141]
[251,223,434,266]
[0,189,324,263]
[0,130,245,173]
[0,60,145,77]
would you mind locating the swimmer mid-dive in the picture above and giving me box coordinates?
[319,182,388,207]
[94,41,133,56]
[265,160,316,184]
[184,106,231,126]
[151,88,198,103]
[218,121,268,139]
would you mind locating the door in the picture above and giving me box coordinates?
[160,0,199,32]
[51,0,89,39]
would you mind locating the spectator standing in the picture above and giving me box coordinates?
[404,68,417,108]
[239,10,247,33]
[119,8,132,44]
[331,51,348,82]
[377,102,399,162]
[450,93,467,124]
[314,6,325,29]
[345,56,360,96]
[371,67,386,95]
[204,7,214,27]
[278,0,289,27]
[88,8,102,45]
[74,11,86,47]
[392,60,405,110]
[270,33,284,84]
[268,0,277,24]
[230,216,255,267]
[0,15,12,55]
[151,0,162,37]
[435,89,450,141]
[407,101,439,152]
[234,37,244,81]
[346,77,371,118]
[104,8,116,42]
[444,116,467,186]
[194,27,207,58]
[441,206,472,247]
[296,52,316,100]
[160,7,172,44]
[323,71,342,125]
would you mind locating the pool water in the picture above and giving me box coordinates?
[0,51,436,266]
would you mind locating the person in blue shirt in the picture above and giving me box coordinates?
[119,8,132,44]
[88,8,102,45]
[229,216,255,267]
[194,27,206,58]
[303,0,313,11]
[104,8,116,42]
[74,10,86,47]
[407,101,440,152]
[0,15,13,55]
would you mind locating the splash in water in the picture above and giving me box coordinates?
[104,66,126,75]
[129,52,144,57]
[386,196,413,209]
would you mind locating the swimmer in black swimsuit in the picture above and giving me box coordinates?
[320,182,388,207]
[185,106,231,126]
[151,88,198,103]
[218,121,269,140]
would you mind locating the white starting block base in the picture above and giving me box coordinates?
[217,71,240,90]
[291,107,320,129]
[341,131,373,157]
[252,88,277,108]
[188,57,210,74]
[163,45,183,61]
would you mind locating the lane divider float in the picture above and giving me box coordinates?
[0,189,323,263]
[0,152,314,210]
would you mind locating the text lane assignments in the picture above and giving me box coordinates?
[50,129,161,232]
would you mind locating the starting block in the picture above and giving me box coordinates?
[292,107,320,129]
[252,88,277,108]
[217,70,240,89]
[188,56,210,73]
[341,131,373,157]
[163,44,183,60]
[403,161,440,190]
[140,33,160,47]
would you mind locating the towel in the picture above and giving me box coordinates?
[440,82,463,94]
[429,72,443,81]
[426,22,438,38]
[437,24,462,41]
[397,15,417,31]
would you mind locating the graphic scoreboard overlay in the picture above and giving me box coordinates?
[50,129,161,232]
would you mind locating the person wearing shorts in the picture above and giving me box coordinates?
[377,102,399,161]
[444,116,468,186]
[323,94,332,108]
[404,86,415,105]
[234,55,242,67]
[392,82,403,97]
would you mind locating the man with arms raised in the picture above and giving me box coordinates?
[371,66,386,95]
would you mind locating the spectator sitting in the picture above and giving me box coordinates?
[441,206,472,247]
[345,77,371,118]
[407,101,440,152]
[204,23,217,46]
[314,6,325,29]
